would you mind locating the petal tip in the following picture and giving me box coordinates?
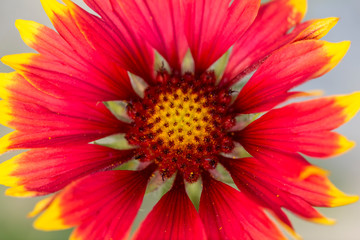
[0,55,9,65]
[0,159,19,187]
[1,53,31,67]
[334,136,355,156]
[40,0,64,19]
[297,17,339,41]
[299,166,329,180]
[288,0,308,18]
[0,101,14,127]
[34,198,71,231]
[324,40,351,65]
[291,89,324,99]
[318,17,339,29]
[280,222,303,240]
[329,193,359,207]
[310,216,336,225]
[313,40,350,77]
[335,92,360,122]
[14,19,31,30]
[327,177,359,207]
[5,186,39,197]
[28,197,54,218]
[0,72,16,99]
[15,19,39,45]
[1,53,38,75]
[69,232,82,240]
[327,16,340,25]
[0,133,12,154]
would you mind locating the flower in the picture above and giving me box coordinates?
[0,0,359,239]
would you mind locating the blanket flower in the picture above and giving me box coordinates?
[0,0,359,239]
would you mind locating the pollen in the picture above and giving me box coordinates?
[126,72,235,182]
[150,88,213,147]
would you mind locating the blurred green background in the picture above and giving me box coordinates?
[0,0,360,239]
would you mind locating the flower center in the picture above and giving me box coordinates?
[126,72,235,182]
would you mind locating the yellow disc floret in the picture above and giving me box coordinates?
[149,88,214,148]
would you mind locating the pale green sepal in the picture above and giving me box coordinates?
[129,72,148,98]
[181,49,195,74]
[104,100,132,123]
[221,142,252,159]
[154,50,171,73]
[233,113,261,130]
[92,133,136,150]
[185,180,202,210]
[114,159,139,171]
[208,48,231,83]
[229,70,256,103]
[146,172,175,198]
[212,163,235,184]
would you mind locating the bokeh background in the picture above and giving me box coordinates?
[0,0,359,239]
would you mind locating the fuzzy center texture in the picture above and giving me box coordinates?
[126,72,235,182]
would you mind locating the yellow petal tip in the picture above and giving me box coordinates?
[315,17,339,30]
[334,135,355,156]
[15,19,40,46]
[326,176,359,207]
[0,72,17,99]
[0,101,15,127]
[313,41,350,77]
[0,133,13,155]
[335,92,360,122]
[297,17,339,41]
[1,53,34,68]
[1,54,18,65]
[280,222,303,240]
[299,165,329,180]
[28,197,54,218]
[291,90,324,99]
[69,233,82,240]
[34,197,72,231]
[40,0,67,21]
[329,193,359,207]
[0,158,20,187]
[324,40,351,66]
[311,217,336,225]
[1,55,10,65]
[288,0,308,18]
[5,186,40,197]
[14,19,31,30]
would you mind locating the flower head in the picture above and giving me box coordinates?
[0,0,359,239]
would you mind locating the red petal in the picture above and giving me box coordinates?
[34,167,155,240]
[221,157,358,229]
[15,1,138,101]
[82,0,155,83]
[48,0,153,83]
[184,0,260,73]
[13,1,138,101]
[0,72,47,101]
[234,93,360,158]
[199,173,285,240]
[110,0,187,71]
[231,40,350,114]
[0,144,135,196]
[222,0,307,85]
[0,99,127,152]
[2,53,135,101]
[15,19,74,60]
[134,175,206,240]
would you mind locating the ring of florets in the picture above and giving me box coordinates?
[126,71,236,182]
